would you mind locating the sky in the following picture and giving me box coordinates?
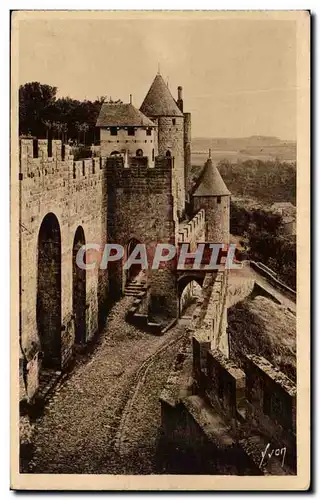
[18,14,297,140]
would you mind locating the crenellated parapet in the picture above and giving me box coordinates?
[19,138,109,381]
[178,209,205,246]
[187,270,229,356]
[161,331,297,474]
[19,139,105,188]
[106,154,174,196]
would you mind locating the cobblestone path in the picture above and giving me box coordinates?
[28,297,188,474]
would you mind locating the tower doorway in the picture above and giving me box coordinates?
[125,238,142,285]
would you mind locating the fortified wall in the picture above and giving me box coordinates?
[160,269,297,475]
[178,209,206,250]
[19,139,108,384]
[106,155,178,319]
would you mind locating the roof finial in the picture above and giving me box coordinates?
[209,148,212,159]
[129,94,132,104]
[157,63,160,74]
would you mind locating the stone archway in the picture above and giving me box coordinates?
[37,212,62,368]
[72,226,86,344]
[177,275,204,317]
[125,238,142,286]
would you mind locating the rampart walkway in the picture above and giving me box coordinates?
[26,298,190,474]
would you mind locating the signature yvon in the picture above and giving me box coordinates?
[259,443,286,469]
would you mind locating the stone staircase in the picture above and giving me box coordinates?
[124,280,148,298]
[37,368,62,402]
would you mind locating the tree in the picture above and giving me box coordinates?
[19,82,57,137]
[43,120,52,140]
[80,123,89,145]
[19,82,104,145]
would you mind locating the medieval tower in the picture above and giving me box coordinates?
[140,73,186,220]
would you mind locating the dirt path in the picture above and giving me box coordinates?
[27,297,189,474]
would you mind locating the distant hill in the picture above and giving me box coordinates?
[191,136,296,165]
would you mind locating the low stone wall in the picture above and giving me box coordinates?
[160,337,296,474]
[250,261,296,302]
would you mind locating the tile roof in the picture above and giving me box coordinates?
[140,74,183,117]
[96,102,155,127]
[193,159,230,197]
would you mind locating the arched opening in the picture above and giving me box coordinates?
[72,226,86,344]
[110,150,120,156]
[166,150,171,157]
[125,238,143,286]
[136,149,143,157]
[37,213,61,368]
[178,276,204,318]
[152,148,155,161]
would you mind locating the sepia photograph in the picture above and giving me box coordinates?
[10,10,310,490]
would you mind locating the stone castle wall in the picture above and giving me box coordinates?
[178,209,206,251]
[19,139,108,373]
[106,155,178,318]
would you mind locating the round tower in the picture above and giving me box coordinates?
[140,73,185,219]
[192,158,230,244]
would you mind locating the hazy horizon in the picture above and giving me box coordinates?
[18,15,297,140]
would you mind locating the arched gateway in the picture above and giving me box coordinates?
[73,226,86,344]
[36,213,62,368]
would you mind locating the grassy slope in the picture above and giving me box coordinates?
[228,296,296,382]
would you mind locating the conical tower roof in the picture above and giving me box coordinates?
[193,159,231,197]
[140,74,183,117]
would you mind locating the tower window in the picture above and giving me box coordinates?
[217,196,222,204]
[110,127,117,136]
[136,149,143,157]
[166,150,171,157]
[152,149,154,161]
[128,127,135,136]
[172,118,176,126]
[146,129,152,136]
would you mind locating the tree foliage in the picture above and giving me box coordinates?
[230,201,296,290]
[218,159,296,204]
[19,82,105,145]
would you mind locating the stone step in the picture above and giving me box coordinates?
[125,286,145,291]
[124,287,146,293]
[125,283,146,288]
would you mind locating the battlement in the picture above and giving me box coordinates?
[19,139,105,185]
[20,138,72,163]
[192,336,296,435]
[189,270,228,354]
[178,209,205,244]
[106,155,174,196]
[106,154,173,172]
[72,157,103,179]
